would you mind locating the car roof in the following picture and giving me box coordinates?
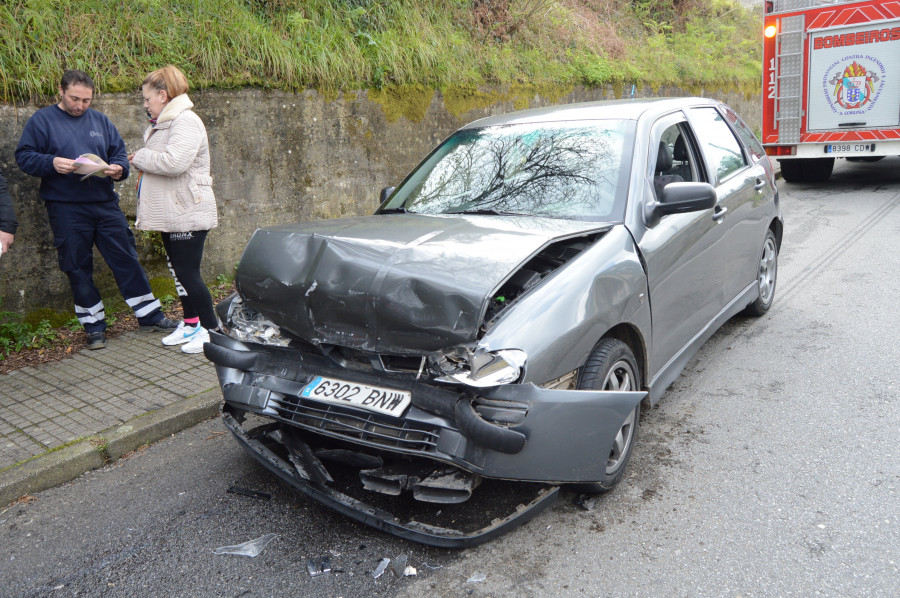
[460,96,722,129]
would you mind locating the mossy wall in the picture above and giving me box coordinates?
[0,84,762,317]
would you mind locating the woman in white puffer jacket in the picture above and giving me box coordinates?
[129,65,219,354]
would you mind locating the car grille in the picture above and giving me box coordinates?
[271,394,441,453]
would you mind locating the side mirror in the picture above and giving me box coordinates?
[644,182,717,227]
[379,186,395,205]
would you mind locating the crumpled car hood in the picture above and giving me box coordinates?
[236,213,610,353]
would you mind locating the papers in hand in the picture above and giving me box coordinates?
[73,153,110,180]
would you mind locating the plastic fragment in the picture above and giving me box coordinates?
[373,558,390,579]
[390,554,408,577]
[213,533,278,557]
[467,572,486,583]
[577,494,598,511]
[227,486,271,501]
[404,566,418,576]
[307,555,332,577]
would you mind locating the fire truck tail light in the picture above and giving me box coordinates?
[765,146,796,157]
[764,25,777,38]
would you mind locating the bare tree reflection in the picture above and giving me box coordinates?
[403,123,626,219]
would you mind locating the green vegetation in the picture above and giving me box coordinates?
[0,0,762,104]
[0,0,763,360]
[0,276,233,361]
[0,305,79,358]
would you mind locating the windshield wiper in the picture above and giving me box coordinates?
[449,209,527,216]
[378,207,408,214]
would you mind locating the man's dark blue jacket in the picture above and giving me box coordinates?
[15,105,130,203]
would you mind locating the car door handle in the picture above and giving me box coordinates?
[754,178,766,191]
[713,206,728,222]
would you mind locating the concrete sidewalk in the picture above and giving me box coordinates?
[0,330,222,506]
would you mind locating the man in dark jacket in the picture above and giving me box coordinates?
[15,70,176,349]
[0,168,16,256]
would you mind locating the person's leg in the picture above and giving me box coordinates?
[164,231,216,354]
[92,202,172,329]
[164,231,217,330]
[45,202,106,335]
[160,233,198,322]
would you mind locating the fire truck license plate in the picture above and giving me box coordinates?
[825,144,872,153]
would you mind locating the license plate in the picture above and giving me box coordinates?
[825,143,872,153]
[300,375,411,417]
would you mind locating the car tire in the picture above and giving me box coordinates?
[742,229,778,317]
[779,157,834,183]
[572,338,641,494]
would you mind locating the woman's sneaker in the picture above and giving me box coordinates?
[181,327,210,354]
[161,321,196,346]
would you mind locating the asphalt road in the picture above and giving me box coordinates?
[1,158,898,597]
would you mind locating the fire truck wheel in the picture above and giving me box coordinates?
[779,160,803,182]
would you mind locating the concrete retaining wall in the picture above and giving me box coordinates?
[0,85,761,316]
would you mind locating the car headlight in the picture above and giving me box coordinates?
[438,349,527,387]
[221,295,291,347]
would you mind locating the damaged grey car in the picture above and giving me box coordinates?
[206,97,781,547]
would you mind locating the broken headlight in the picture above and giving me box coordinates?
[221,295,291,347]
[437,349,527,387]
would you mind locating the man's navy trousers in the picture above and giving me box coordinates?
[45,200,163,333]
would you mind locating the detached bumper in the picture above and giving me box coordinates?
[220,405,560,548]
[206,332,646,484]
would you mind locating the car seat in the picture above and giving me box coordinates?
[654,141,683,199]
[670,135,693,181]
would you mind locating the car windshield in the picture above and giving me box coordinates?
[382,120,633,221]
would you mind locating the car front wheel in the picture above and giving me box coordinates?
[742,229,778,317]
[573,338,641,494]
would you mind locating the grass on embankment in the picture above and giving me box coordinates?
[0,0,762,103]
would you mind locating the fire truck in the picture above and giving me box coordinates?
[763,0,900,182]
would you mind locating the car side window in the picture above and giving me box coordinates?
[650,114,701,200]
[689,107,748,184]
[650,121,703,200]
[667,125,697,184]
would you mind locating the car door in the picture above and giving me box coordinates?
[632,112,725,380]
[686,105,771,308]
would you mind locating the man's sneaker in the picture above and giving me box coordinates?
[181,327,210,354]
[140,317,180,332]
[86,331,107,350]
[161,321,195,346]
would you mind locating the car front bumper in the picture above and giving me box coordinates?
[206,331,645,484]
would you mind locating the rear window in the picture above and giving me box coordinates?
[690,107,748,184]
[722,106,766,163]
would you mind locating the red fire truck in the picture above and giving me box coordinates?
[763,0,900,182]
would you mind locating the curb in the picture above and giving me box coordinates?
[0,388,222,507]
